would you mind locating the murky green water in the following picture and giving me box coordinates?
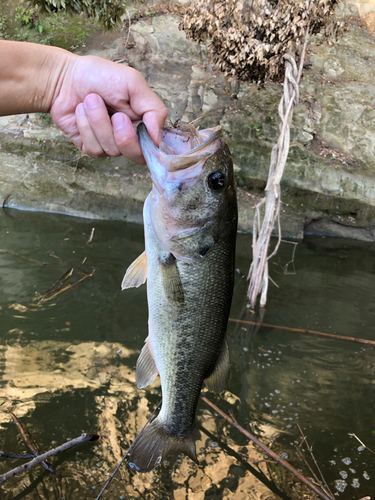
[1,208,375,500]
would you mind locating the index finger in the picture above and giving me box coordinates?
[126,69,167,146]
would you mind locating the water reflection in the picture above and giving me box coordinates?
[1,209,375,499]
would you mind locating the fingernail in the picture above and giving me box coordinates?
[158,129,164,145]
[112,113,125,131]
[76,103,86,115]
[85,94,101,109]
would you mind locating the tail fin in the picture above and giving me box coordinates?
[129,418,198,472]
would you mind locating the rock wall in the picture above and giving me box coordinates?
[2,0,375,240]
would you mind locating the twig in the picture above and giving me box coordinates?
[202,396,334,500]
[252,459,277,465]
[35,270,95,304]
[296,423,334,498]
[41,268,74,297]
[0,452,35,459]
[267,274,279,288]
[49,252,68,264]
[348,433,375,454]
[8,412,56,476]
[95,400,162,500]
[0,434,99,484]
[125,10,131,48]
[87,228,95,245]
[295,445,319,483]
[0,249,42,265]
[228,318,375,346]
[234,269,246,292]
[282,240,298,274]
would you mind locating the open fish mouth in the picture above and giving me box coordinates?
[136,120,234,263]
[137,122,223,172]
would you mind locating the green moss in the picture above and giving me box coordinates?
[0,1,101,50]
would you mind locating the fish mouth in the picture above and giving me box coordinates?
[137,122,223,174]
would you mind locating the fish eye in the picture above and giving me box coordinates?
[208,172,226,191]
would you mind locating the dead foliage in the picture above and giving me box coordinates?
[180,0,345,83]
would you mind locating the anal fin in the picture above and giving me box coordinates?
[122,251,148,290]
[204,337,230,393]
[136,337,159,389]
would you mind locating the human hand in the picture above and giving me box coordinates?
[50,55,167,164]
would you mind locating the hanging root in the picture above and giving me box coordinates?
[247,30,309,308]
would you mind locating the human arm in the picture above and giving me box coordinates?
[0,40,167,163]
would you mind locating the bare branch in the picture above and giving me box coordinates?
[202,396,334,500]
[228,318,375,346]
[0,434,99,484]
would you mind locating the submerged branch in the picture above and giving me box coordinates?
[0,452,35,459]
[202,397,334,500]
[8,411,56,476]
[0,249,42,265]
[0,434,99,484]
[296,423,334,498]
[35,270,95,304]
[228,318,375,346]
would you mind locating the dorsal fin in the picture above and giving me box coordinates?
[121,251,148,290]
[204,337,230,393]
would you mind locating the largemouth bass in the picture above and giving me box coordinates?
[122,121,237,472]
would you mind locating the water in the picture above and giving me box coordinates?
[1,208,375,499]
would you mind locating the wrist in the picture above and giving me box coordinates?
[47,48,79,113]
[0,41,78,116]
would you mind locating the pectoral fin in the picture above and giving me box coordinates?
[160,254,184,304]
[136,337,159,389]
[204,337,230,393]
[122,251,148,290]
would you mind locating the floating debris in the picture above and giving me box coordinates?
[334,479,347,492]
[352,478,360,488]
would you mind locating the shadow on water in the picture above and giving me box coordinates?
[1,208,375,499]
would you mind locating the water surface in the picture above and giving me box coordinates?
[1,208,374,499]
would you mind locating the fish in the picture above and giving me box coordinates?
[122,121,238,472]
